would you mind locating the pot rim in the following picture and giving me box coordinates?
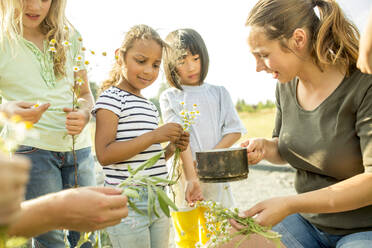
[196,147,247,153]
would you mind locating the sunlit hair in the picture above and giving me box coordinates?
[163,29,209,90]
[0,0,73,78]
[100,24,166,92]
[246,0,359,74]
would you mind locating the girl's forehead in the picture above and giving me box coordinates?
[128,39,162,59]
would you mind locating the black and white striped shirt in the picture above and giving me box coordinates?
[93,86,167,185]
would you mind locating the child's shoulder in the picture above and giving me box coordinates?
[99,86,132,100]
[203,83,230,94]
[160,87,182,99]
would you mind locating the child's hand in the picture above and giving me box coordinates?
[2,101,50,124]
[175,131,190,152]
[63,108,90,135]
[153,123,183,143]
[185,179,203,206]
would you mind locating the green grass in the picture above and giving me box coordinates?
[237,108,276,144]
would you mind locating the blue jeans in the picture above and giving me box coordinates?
[105,186,170,248]
[273,214,372,248]
[16,146,96,248]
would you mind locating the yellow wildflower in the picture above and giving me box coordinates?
[102,52,107,56]
[10,115,22,123]
[24,121,33,130]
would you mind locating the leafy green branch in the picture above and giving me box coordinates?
[119,151,179,222]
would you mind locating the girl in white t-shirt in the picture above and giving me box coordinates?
[160,28,246,209]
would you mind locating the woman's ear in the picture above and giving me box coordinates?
[289,28,308,51]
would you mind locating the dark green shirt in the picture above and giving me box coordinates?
[273,69,372,235]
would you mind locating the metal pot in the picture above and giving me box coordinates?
[195,147,248,183]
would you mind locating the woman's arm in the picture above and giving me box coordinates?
[236,172,372,228]
[95,109,183,166]
[213,132,241,149]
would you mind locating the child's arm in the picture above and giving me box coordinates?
[213,132,242,149]
[95,109,183,166]
[181,145,203,204]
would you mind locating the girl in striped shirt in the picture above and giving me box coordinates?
[93,24,202,248]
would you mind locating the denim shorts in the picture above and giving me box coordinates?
[16,146,96,248]
[273,213,372,248]
[105,185,170,248]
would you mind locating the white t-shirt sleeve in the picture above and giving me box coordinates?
[159,90,182,124]
[219,86,247,136]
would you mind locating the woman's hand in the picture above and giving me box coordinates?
[1,101,50,124]
[241,138,266,165]
[63,108,90,135]
[230,196,293,230]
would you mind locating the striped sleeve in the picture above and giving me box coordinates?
[92,87,123,117]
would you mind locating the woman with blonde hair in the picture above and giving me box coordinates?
[0,0,96,247]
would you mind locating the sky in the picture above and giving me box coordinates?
[66,0,372,104]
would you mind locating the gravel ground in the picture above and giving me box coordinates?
[230,162,296,209]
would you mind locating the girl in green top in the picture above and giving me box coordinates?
[0,1,96,247]
[225,0,372,247]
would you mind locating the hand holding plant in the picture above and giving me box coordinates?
[0,101,50,124]
[196,201,282,248]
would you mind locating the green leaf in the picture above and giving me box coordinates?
[147,184,153,224]
[127,164,134,175]
[155,187,178,211]
[128,199,146,216]
[157,190,170,217]
[150,176,177,185]
[133,151,163,175]
[122,187,140,199]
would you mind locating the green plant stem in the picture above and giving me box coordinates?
[0,226,7,248]
[170,148,180,181]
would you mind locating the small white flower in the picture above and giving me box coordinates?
[76,55,83,62]
[73,66,80,72]
[48,46,56,53]
[62,40,71,47]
